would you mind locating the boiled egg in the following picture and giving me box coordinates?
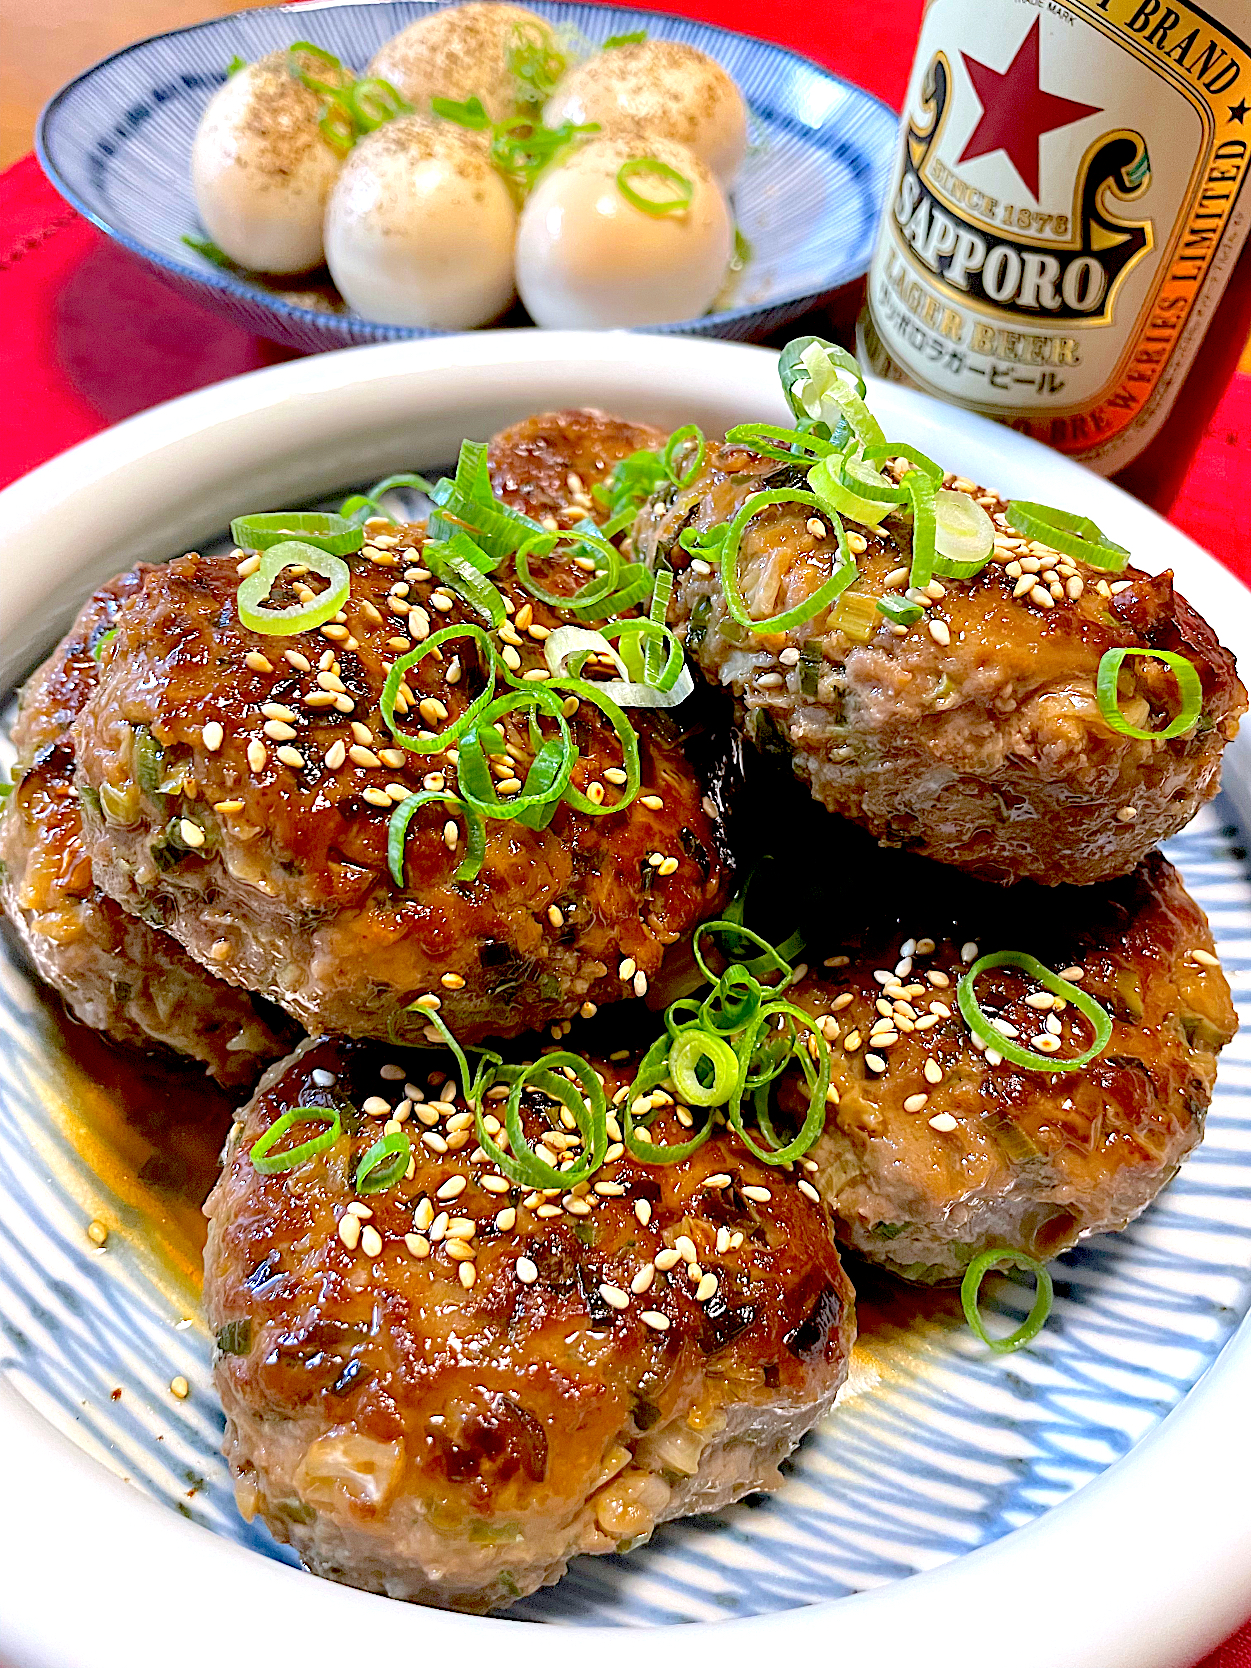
[368,2,563,122]
[514,135,732,328]
[323,114,517,328]
[543,40,748,186]
[190,51,342,274]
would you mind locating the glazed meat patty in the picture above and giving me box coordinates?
[70,413,732,1046]
[0,576,295,1088]
[750,810,1237,1282]
[635,445,1246,884]
[204,1033,855,1611]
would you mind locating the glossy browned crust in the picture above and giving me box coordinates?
[635,447,1247,884]
[204,1034,854,1610]
[489,407,666,525]
[70,413,731,1046]
[0,579,296,1088]
[767,829,1236,1282]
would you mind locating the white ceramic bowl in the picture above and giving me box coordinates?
[2,331,1251,1668]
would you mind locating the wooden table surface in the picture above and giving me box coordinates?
[0,0,285,167]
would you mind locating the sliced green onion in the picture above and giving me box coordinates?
[457,687,575,821]
[592,447,669,525]
[250,1106,341,1175]
[514,527,639,620]
[645,567,673,685]
[476,1053,607,1189]
[319,105,356,155]
[830,590,879,643]
[236,540,350,637]
[490,116,598,190]
[226,55,247,77]
[380,624,498,756]
[934,489,994,578]
[724,422,837,465]
[957,951,1114,1073]
[230,510,363,556]
[726,1001,829,1165]
[346,76,412,132]
[355,1130,412,1194]
[424,532,508,624]
[718,490,858,634]
[877,593,922,626]
[780,338,882,450]
[1096,648,1202,741]
[902,466,939,593]
[693,919,795,985]
[662,425,706,487]
[617,157,693,217]
[668,1030,740,1107]
[809,454,889,527]
[181,232,236,268]
[90,627,117,662]
[288,41,354,96]
[1005,501,1130,570]
[603,29,647,46]
[961,1248,1054,1353]
[546,677,641,813]
[340,471,437,525]
[507,19,569,104]
[428,440,546,561]
[388,791,484,886]
[432,94,491,129]
[543,623,693,708]
[622,1033,716,1164]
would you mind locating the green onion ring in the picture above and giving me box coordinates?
[662,425,706,487]
[1096,648,1203,741]
[727,1000,829,1165]
[457,686,575,821]
[250,1105,341,1175]
[340,471,438,525]
[622,1034,716,1164]
[355,1130,412,1194]
[960,1248,1054,1353]
[1005,501,1130,570]
[346,76,412,130]
[380,624,498,756]
[693,919,794,985]
[424,537,508,625]
[957,951,1113,1073]
[668,1029,740,1107]
[724,422,837,464]
[617,157,694,217]
[231,510,364,556]
[545,677,641,815]
[474,1054,607,1190]
[236,540,350,636]
[700,965,763,1033]
[809,455,890,527]
[432,94,491,129]
[387,790,484,886]
[718,490,858,634]
[933,489,994,578]
[877,594,923,626]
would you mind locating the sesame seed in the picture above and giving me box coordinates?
[1191,948,1221,968]
[362,1095,392,1116]
[277,746,306,771]
[236,552,261,577]
[797,1179,821,1203]
[961,942,979,963]
[695,1273,718,1303]
[414,993,441,1010]
[244,651,273,673]
[586,781,605,805]
[654,1247,682,1271]
[169,1376,190,1400]
[635,1199,652,1227]
[843,1030,861,1052]
[445,1237,475,1260]
[516,1258,539,1284]
[441,972,466,990]
[338,1214,361,1250]
[361,1226,383,1258]
[459,1262,476,1289]
[1031,1033,1062,1054]
[619,957,636,981]
[928,619,951,647]
[903,1093,929,1113]
[1116,805,1138,822]
[428,1211,449,1241]
[633,970,648,998]
[640,1311,670,1332]
[348,745,380,769]
[246,740,267,774]
[865,1053,887,1072]
[928,1112,958,1132]
[674,1235,698,1262]
[201,721,224,753]
[923,1058,943,1085]
[640,794,665,811]
[657,857,679,877]
[631,1264,655,1294]
[599,1284,630,1310]
[805,516,826,539]
[87,1220,108,1247]
[405,1233,430,1258]
[175,818,203,849]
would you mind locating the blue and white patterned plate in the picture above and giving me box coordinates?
[2,334,1251,1668]
[34,1,895,352]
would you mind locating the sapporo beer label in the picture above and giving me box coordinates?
[861,0,1251,471]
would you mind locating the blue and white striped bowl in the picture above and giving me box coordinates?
[2,334,1251,1668]
[35,1,896,351]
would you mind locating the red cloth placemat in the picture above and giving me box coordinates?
[0,4,1248,1661]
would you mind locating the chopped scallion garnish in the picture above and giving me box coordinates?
[1096,647,1202,741]
[250,1106,341,1174]
[617,157,694,217]
[960,1248,1054,1353]
[236,540,350,636]
[957,951,1113,1073]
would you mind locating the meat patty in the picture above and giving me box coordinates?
[70,413,732,1046]
[204,1033,855,1611]
[635,445,1246,884]
[749,808,1237,1282]
[0,576,296,1088]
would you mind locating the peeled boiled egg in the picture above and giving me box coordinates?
[190,51,342,274]
[323,115,517,328]
[368,2,563,122]
[514,135,732,329]
[543,41,748,186]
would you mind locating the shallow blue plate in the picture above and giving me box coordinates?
[35,0,896,352]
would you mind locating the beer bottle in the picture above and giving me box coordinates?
[857,0,1251,511]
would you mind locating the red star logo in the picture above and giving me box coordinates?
[959,18,1102,200]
